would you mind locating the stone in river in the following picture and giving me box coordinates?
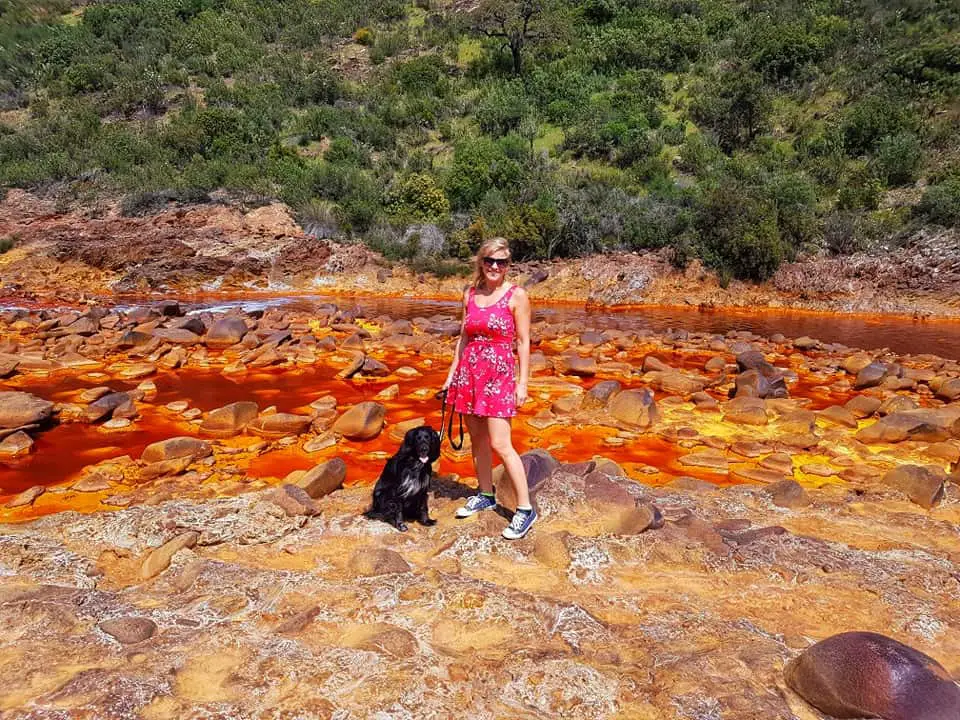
[140,437,212,464]
[295,457,347,499]
[5,485,44,508]
[493,449,559,512]
[854,362,889,389]
[723,396,768,425]
[200,401,259,437]
[844,394,881,418]
[0,391,54,429]
[205,316,249,347]
[785,631,960,720]
[248,413,313,438]
[332,402,386,440]
[855,409,955,444]
[117,362,156,380]
[817,405,859,428]
[0,430,33,457]
[607,388,658,429]
[555,354,598,377]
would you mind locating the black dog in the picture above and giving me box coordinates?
[367,425,441,531]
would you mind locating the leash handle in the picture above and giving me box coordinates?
[436,388,464,451]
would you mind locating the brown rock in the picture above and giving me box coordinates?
[724,397,768,425]
[152,328,202,345]
[785,632,960,720]
[331,401,386,440]
[842,352,875,375]
[5,485,44,508]
[98,617,158,644]
[764,479,810,508]
[140,437,212,464]
[668,476,716,491]
[0,391,54,429]
[295,458,347,499]
[878,395,918,416]
[818,405,859,428]
[276,606,322,634]
[583,380,622,408]
[556,354,598,377]
[844,395,882,418]
[855,362,889,389]
[493,449,559,512]
[349,548,411,576]
[0,430,34,457]
[205,316,248,346]
[200,401,259,437]
[139,455,194,480]
[607,388,658,429]
[269,484,320,516]
[882,465,945,509]
[856,410,956,444]
[935,377,960,401]
[248,413,312,438]
[646,370,707,396]
[140,531,199,580]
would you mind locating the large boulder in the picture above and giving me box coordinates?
[295,457,347,499]
[0,392,54,429]
[785,632,960,720]
[607,389,659,429]
[205,316,249,347]
[140,437,212,464]
[723,396,768,425]
[733,369,788,399]
[200,401,259,437]
[331,402,386,440]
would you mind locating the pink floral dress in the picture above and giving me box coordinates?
[450,285,517,418]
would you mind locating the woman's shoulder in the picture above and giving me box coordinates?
[507,284,529,308]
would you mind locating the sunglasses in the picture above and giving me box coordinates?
[482,256,510,269]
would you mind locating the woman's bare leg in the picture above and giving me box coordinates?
[465,414,493,493]
[487,417,530,507]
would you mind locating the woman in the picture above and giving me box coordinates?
[441,237,535,540]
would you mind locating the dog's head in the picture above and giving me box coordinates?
[403,425,441,466]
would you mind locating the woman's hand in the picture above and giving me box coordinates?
[515,381,528,407]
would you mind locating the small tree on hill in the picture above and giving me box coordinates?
[473,0,557,75]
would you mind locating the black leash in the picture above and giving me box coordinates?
[435,388,464,451]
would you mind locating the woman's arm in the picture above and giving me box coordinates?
[512,287,531,406]
[442,287,471,389]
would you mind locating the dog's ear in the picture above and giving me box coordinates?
[400,428,417,453]
[429,427,441,463]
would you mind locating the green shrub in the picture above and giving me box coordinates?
[120,188,210,216]
[836,172,882,211]
[445,137,520,210]
[476,80,527,136]
[916,176,960,226]
[389,173,450,221]
[871,132,922,187]
[841,95,912,156]
[697,184,785,281]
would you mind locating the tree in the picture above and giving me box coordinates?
[473,0,555,75]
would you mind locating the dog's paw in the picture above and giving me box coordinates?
[420,517,437,526]
[396,522,409,532]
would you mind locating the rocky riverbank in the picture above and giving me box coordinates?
[0,292,958,717]
[2,189,960,318]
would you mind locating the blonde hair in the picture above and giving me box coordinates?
[472,237,511,288]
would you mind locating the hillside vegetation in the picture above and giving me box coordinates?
[0,0,958,281]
